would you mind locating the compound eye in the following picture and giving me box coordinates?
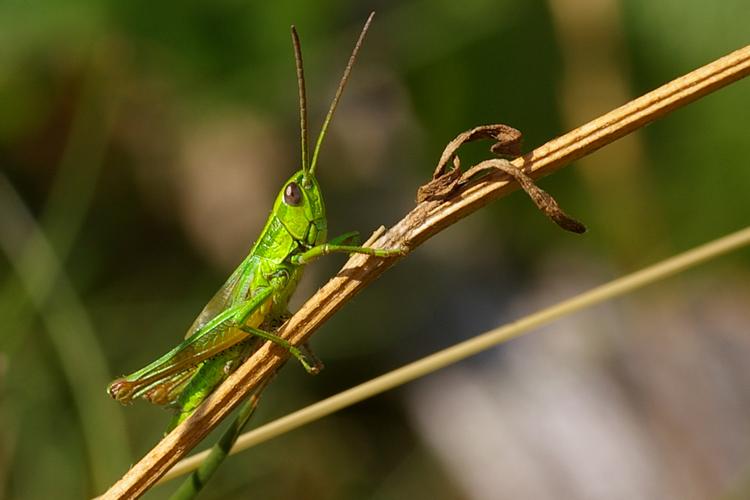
[284,182,302,206]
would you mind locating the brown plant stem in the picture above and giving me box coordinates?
[101,44,750,499]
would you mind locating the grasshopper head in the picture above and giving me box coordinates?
[274,169,327,247]
[278,15,372,248]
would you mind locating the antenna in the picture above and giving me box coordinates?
[309,11,375,176]
[291,26,309,173]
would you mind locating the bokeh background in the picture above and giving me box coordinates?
[2,1,749,499]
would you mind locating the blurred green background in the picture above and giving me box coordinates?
[1,1,749,499]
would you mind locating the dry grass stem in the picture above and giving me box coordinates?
[101,44,750,499]
[161,226,750,482]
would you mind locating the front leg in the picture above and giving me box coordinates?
[291,237,406,265]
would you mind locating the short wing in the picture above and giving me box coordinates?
[184,255,256,339]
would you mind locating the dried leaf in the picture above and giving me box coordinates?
[416,124,585,233]
[417,124,522,203]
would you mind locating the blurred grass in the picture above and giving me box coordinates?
[0,47,130,495]
[1,1,749,498]
[0,174,130,491]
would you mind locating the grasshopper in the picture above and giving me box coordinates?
[108,13,403,428]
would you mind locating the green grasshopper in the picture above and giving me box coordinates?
[108,13,403,428]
